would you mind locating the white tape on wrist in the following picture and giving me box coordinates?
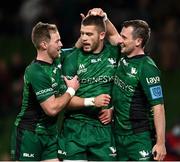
[103,13,108,21]
[84,97,95,106]
[66,87,75,97]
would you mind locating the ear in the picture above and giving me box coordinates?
[40,41,48,50]
[99,31,106,40]
[136,38,143,47]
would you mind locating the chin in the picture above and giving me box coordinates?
[83,48,91,52]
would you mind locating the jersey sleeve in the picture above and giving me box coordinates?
[25,64,54,103]
[139,59,164,106]
[60,48,75,64]
[62,48,79,78]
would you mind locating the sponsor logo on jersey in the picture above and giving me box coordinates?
[146,76,160,85]
[81,76,114,84]
[150,85,163,99]
[77,64,87,74]
[139,150,151,160]
[51,77,55,82]
[114,75,134,93]
[36,88,53,96]
[23,153,35,158]
[91,58,101,63]
[51,77,58,88]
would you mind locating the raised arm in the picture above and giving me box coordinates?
[75,8,121,48]
[88,8,121,46]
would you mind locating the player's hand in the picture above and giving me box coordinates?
[64,75,79,91]
[80,8,106,20]
[99,108,113,124]
[152,143,166,161]
[94,94,111,107]
[88,8,105,17]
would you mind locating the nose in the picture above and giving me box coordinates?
[59,41,63,47]
[81,34,87,42]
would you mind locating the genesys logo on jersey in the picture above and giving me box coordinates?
[114,75,134,93]
[77,64,87,74]
[146,76,160,85]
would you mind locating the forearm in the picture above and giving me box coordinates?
[67,96,84,109]
[41,88,75,116]
[67,96,95,110]
[153,104,166,144]
[67,93,110,110]
[105,18,121,46]
[75,37,82,48]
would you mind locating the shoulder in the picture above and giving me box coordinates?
[141,56,159,69]
[25,61,46,81]
[104,42,120,59]
[105,42,119,50]
[61,47,80,62]
[139,55,161,75]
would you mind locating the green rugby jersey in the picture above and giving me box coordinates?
[14,58,66,135]
[112,55,164,135]
[62,43,119,125]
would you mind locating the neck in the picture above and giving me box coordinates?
[36,50,53,64]
[93,42,104,54]
[127,48,144,58]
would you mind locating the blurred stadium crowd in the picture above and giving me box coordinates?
[0,0,180,160]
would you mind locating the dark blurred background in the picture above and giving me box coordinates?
[0,0,180,160]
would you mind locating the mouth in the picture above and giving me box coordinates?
[83,43,91,49]
[120,44,125,48]
[57,48,61,53]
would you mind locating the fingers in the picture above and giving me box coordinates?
[73,75,78,80]
[88,8,105,17]
[63,76,68,83]
[94,94,111,107]
[153,152,166,161]
[80,13,85,20]
[99,109,113,124]
[152,146,166,161]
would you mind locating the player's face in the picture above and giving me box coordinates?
[120,26,137,55]
[80,25,104,53]
[47,31,63,59]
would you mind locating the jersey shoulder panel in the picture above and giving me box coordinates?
[62,48,80,77]
[138,56,164,106]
